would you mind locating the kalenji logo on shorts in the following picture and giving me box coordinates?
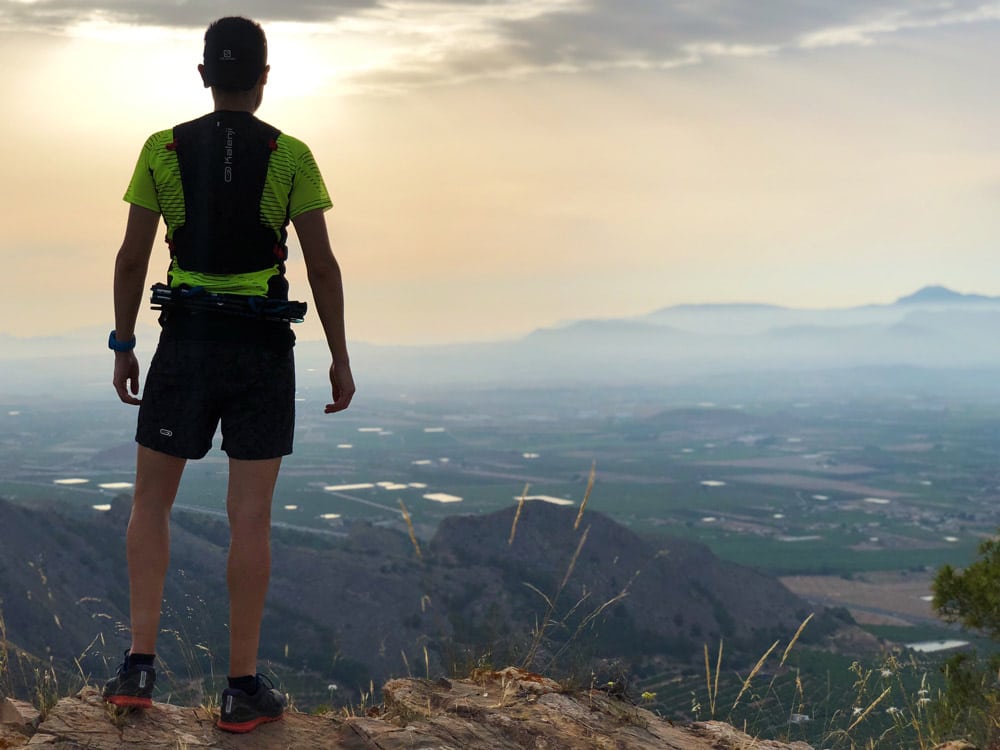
[160,428,173,437]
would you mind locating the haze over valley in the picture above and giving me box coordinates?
[2,286,999,734]
[5,285,1000,396]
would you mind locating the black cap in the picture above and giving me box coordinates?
[202,17,267,91]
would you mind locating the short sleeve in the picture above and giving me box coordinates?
[286,140,333,218]
[123,132,168,213]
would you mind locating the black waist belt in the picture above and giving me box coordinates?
[150,283,307,324]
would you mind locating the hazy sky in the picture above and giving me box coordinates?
[2,1,1000,344]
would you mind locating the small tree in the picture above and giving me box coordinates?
[931,536,1000,747]
[933,537,1000,638]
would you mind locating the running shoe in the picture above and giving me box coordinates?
[217,674,286,733]
[102,654,155,708]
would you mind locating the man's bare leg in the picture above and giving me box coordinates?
[128,445,186,655]
[226,457,281,678]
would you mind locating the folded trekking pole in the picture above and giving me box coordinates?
[149,283,308,323]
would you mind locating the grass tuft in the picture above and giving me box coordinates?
[398,499,423,561]
[703,640,723,719]
[509,483,529,546]
[730,639,779,713]
[572,462,596,531]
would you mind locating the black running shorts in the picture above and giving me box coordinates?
[136,340,295,460]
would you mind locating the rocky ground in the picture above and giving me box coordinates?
[0,667,821,749]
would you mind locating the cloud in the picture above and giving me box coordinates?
[478,0,1000,70]
[0,0,374,30]
[4,0,1000,87]
[797,3,1000,48]
[334,0,1000,90]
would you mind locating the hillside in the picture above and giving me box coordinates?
[0,496,869,708]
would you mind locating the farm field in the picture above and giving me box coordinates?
[3,384,999,631]
[779,571,938,626]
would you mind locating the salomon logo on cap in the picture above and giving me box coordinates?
[202,17,267,91]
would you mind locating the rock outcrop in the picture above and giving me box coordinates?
[0,696,38,748]
[1,668,816,749]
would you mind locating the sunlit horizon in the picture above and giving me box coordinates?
[3,1,1000,345]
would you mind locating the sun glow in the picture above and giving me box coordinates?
[4,2,1000,344]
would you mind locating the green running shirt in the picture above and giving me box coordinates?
[123,113,332,298]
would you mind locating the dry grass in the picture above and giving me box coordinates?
[695,625,987,750]
[704,641,722,718]
[338,679,377,718]
[508,483,529,546]
[515,462,647,679]
[398,499,423,561]
[0,609,64,720]
[521,525,591,670]
[573,462,596,531]
[730,639,779,713]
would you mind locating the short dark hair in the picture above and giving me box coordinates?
[203,17,267,92]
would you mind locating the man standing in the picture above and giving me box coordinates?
[103,16,354,733]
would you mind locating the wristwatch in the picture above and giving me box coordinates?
[108,330,136,353]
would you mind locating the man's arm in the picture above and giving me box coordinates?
[292,208,355,414]
[112,204,160,406]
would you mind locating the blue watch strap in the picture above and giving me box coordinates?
[108,330,136,353]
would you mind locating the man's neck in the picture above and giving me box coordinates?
[212,88,259,113]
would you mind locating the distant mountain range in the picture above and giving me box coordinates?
[3,286,999,397]
[895,285,997,305]
[335,285,1000,395]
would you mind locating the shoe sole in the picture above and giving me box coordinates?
[104,695,153,709]
[217,714,283,733]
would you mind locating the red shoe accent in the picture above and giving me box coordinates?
[105,694,153,709]
[217,714,283,733]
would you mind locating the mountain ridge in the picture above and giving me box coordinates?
[0,495,869,709]
[895,285,997,305]
[4,285,1000,395]
[0,285,992,348]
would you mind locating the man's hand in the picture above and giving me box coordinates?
[113,352,142,406]
[325,361,355,414]
[294,210,353,414]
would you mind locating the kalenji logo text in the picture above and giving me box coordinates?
[223,127,235,183]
